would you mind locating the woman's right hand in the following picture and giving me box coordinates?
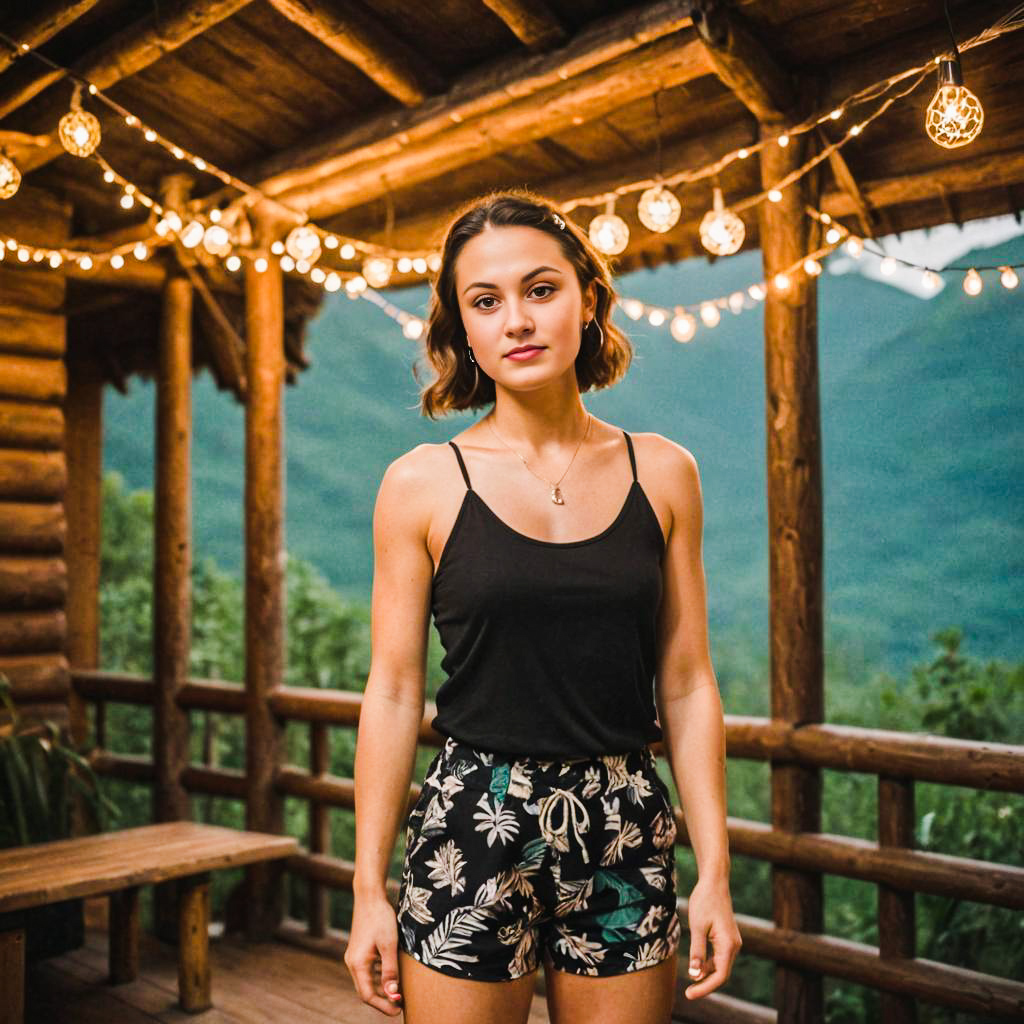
[344,894,404,1016]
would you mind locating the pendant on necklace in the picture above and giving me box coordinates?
[551,486,565,505]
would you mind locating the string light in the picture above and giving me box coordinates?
[880,256,897,276]
[179,221,204,249]
[285,226,321,264]
[202,224,231,256]
[845,236,864,258]
[0,152,22,199]
[699,302,721,327]
[670,313,697,343]
[1000,266,1020,289]
[225,255,242,272]
[637,184,681,233]
[648,308,666,326]
[363,256,394,288]
[921,270,942,292]
[963,268,982,295]
[699,187,745,256]
[589,199,629,256]
[804,258,823,276]
[253,256,268,273]
[58,84,101,157]
[133,242,148,260]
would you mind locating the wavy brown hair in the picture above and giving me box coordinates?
[417,189,632,419]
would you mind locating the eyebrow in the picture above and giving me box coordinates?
[462,266,563,295]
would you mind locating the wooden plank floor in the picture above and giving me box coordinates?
[23,901,552,1024]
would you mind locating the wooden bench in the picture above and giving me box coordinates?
[0,821,298,1023]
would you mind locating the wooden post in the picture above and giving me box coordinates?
[177,873,212,1012]
[758,126,825,1024]
[153,175,194,941]
[879,777,917,1024]
[243,210,287,939]
[0,927,25,1024]
[64,351,103,761]
[308,721,330,936]
[109,886,140,983]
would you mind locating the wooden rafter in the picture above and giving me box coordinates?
[480,0,568,50]
[266,34,713,217]
[816,127,876,239]
[822,148,1024,221]
[0,0,102,76]
[691,0,794,123]
[4,0,255,170]
[264,0,444,107]
[244,0,696,201]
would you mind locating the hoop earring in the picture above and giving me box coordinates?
[465,346,479,394]
[467,345,476,364]
[584,320,604,351]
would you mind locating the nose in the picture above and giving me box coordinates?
[503,297,533,338]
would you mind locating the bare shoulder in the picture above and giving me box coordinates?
[375,442,459,528]
[629,431,700,488]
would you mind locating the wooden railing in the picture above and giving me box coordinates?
[72,669,1024,1024]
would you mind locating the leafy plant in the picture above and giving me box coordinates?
[0,674,117,849]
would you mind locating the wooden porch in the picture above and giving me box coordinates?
[23,899,551,1024]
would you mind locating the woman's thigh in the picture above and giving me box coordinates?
[544,952,677,1024]
[399,950,538,1024]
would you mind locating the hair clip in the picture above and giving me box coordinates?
[551,212,566,231]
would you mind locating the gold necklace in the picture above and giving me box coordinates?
[486,413,592,505]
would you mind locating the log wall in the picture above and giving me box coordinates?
[0,186,70,725]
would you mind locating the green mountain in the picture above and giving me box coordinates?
[102,234,1024,674]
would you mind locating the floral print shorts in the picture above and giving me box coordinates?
[397,736,681,981]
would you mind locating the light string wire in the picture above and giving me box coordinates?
[0,6,1022,285]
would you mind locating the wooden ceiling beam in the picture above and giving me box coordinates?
[4,0,255,171]
[263,0,444,107]
[691,0,795,123]
[822,148,1024,222]
[0,0,102,76]
[480,0,568,50]
[244,0,697,204]
[816,127,876,239]
[267,33,714,217]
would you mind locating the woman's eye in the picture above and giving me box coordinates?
[531,284,555,298]
[473,296,497,309]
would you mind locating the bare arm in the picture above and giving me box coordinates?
[653,442,741,999]
[345,451,435,1016]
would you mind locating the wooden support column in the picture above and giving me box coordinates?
[153,175,194,940]
[758,128,825,1024]
[64,350,103,758]
[0,927,25,1024]
[109,886,141,983]
[879,778,917,1024]
[308,722,330,937]
[178,873,212,1012]
[243,210,287,939]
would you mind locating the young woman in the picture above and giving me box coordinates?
[344,191,740,1023]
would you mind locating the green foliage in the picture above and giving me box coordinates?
[0,676,117,849]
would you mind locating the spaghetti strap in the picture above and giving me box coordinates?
[622,431,638,482]
[449,441,473,490]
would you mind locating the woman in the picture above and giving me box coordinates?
[345,190,740,1023]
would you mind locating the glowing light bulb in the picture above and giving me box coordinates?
[804,258,822,277]
[727,291,745,314]
[647,309,666,327]
[825,227,842,245]
[310,267,326,284]
[403,318,424,340]
[921,270,941,292]
[280,255,295,272]
[253,257,268,273]
[880,256,897,277]
[119,193,134,210]
[59,107,101,157]
[699,302,720,328]
[323,235,338,250]
[962,268,982,296]
[773,272,791,292]
[397,257,413,273]
[103,169,115,183]
[203,224,231,256]
[193,157,206,171]
[621,298,645,321]
[346,275,367,295]
[925,59,983,149]
[295,259,311,274]
[144,129,157,142]
[133,242,148,260]
[226,255,241,272]
[427,253,442,272]
[324,272,341,292]
[49,252,62,268]
[589,201,629,255]
[768,189,783,203]
[412,257,428,275]
[637,184,681,233]
[340,243,356,260]
[180,221,204,249]
[155,219,170,237]
[209,208,222,223]
[110,254,124,269]
[0,153,21,199]
[830,108,843,120]
[164,212,182,233]
[271,240,285,255]
[777,134,790,148]
[1000,266,1019,290]
[78,255,93,270]
[172,147,185,160]
[699,188,745,256]
[285,226,321,264]
[363,256,394,288]
[845,236,863,258]
[738,148,749,159]
[670,313,697,343]
[748,283,766,301]
[17,248,29,262]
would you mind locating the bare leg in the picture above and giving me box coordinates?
[399,951,537,1024]
[545,953,677,1024]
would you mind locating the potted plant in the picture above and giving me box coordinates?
[0,673,117,960]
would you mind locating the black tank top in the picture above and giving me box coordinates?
[430,430,665,759]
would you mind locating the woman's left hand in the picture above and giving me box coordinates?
[683,875,742,999]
